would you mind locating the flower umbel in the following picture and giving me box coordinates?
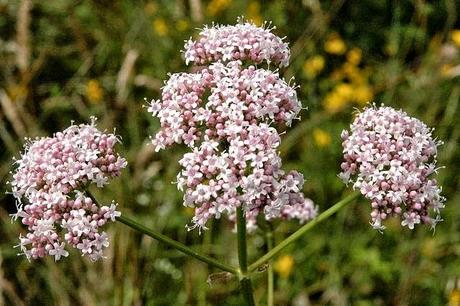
[10,118,127,261]
[340,105,445,230]
[183,18,290,67]
[148,20,316,232]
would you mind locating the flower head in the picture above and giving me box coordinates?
[183,18,290,67]
[10,118,127,261]
[340,105,445,230]
[148,20,316,232]
[148,61,301,152]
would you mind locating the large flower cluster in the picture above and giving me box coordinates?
[149,20,316,231]
[340,105,445,230]
[10,119,127,261]
[183,19,290,67]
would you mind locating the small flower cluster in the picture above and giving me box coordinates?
[148,61,300,151]
[10,119,127,261]
[340,105,445,230]
[183,18,290,67]
[149,20,316,231]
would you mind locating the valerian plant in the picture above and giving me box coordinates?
[8,20,445,305]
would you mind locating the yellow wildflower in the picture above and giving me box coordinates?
[353,84,373,105]
[153,18,168,37]
[330,68,345,81]
[247,1,263,26]
[323,83,353,113]
[450,30,460,48]
[342,62,365,84]
[335,83,353,97]
[274,255,294,278]
[346,48,362,65]
[303,55,325,79]
[324,33,346,55]
[313,128,331,148]
[206,0,231,16]
[86,79,103,104]
[450,289,460,306]
[177,19,189,32]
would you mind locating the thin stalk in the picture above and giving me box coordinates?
[248,192,360,273]
[87,192,238,274]
[236,207,256,306]
[266,230,275,306]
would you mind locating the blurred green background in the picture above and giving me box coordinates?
[0,0,459,305]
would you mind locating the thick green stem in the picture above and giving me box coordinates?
[236,207,249,273]
[236,207,256,306]
[248,192,360,273]
[266,230,275,306]
[87,192,237,274]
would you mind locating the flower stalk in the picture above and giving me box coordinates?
[248,191,360,272]
[236,207,256,306]
[87,192,238,274]
[266,229,275,306]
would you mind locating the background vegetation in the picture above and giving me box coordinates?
[0,0,459,305]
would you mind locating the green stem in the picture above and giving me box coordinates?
[248,192,360,273]
[266,230,275,306]
[86,191,237,274]
[236,207,256,306]
[116,215,238,274]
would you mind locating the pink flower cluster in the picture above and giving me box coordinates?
[340,105,445,231]
[177,125,317,231]
[149,21,317,231]
[148,61,301,151]
[183,19,290,67]
[10,119,127,261]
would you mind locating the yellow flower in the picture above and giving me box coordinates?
[450,289,460,306]
[86,79,103,104]
[450,30,460,48]
[353,84,373,105]
[313,128,331,148]
[324,33,346,55]
[342,62,365,84]
[346,48,362,65]
[177,19,189,32]
[206,0,231,16]
[274,255,294,278]
[153,18,168,37]
[303,55,325,79]
[323,83,353,113]
[247,1,263,26]
[335,83,353,97]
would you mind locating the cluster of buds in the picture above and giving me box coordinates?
[10,119,127,261]
[148,20,317,231]
[340,105,445,231]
